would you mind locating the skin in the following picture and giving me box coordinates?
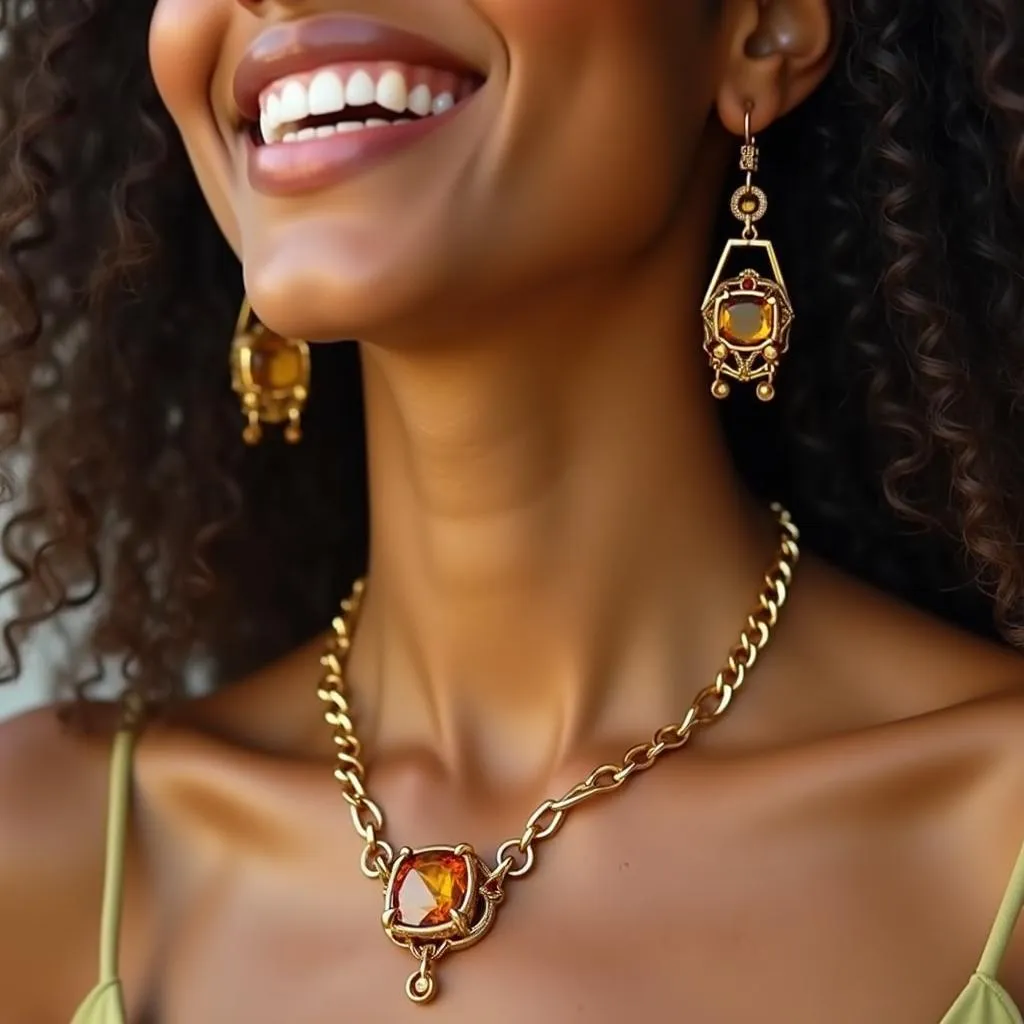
[2,0,1024,1021]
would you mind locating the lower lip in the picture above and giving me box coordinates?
[246,103,466,197]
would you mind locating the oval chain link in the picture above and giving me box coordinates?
[318,504,800,891]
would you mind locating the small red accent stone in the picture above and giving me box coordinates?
[741,276,756,290]
[394,852,470,928]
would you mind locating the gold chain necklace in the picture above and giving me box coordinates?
[317,503,800,1005]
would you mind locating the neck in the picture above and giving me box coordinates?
[347,196,778,793]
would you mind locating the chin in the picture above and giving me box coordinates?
[242,250,449,344]
[240,198,482,342]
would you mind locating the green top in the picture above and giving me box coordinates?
[70,729,1024,1024]
[71,730,134,1024]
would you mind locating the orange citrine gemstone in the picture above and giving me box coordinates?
[249,336,304,390]
[718,297,774,346]
[395,852,469,928]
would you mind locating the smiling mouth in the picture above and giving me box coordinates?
[234,15,488,194]
[250,61,482,147]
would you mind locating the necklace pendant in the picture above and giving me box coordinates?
[381,845,501,1004]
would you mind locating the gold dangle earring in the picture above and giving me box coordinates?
[701,105,794,402]
[229,297,311,445]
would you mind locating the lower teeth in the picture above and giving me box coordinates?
[277,118,415,145]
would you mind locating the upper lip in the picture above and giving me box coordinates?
[233,14,485,124]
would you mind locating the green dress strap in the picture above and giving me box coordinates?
[940,842,1024,1024]
[978,842,1024,981]
[69,728,136,1024]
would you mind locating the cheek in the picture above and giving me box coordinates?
[149,0,229,120]
[149,0,241,249]
[474,0,714,273]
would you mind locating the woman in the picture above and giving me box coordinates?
[1,0,1023,1020]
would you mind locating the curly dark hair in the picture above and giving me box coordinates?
[0,0,1022,717]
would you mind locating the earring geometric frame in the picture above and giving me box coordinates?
[701,238,794,402]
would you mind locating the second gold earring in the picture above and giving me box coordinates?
[229,297,311,445]
[701,107,794,402]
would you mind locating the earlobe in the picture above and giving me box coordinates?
[716,0,834,136]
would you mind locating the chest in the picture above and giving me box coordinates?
[143,800,986,1024]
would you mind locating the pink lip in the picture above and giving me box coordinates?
[232,14,484,125]
[245,102,472,197]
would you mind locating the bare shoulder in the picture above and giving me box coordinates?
[803,564,1024,992]
[784,558,1024,723]
[0,704,121,1019]
[0,701,114,813]
[938,690,1024,999]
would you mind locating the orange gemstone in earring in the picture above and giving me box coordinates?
[230,297,311,445]
[249,334,307,391]
[717,295,775,346]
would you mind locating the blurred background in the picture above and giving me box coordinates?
[0,640,57,720]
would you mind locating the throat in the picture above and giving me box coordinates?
[349,290,784,791]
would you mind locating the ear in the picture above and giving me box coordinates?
[716,0,835,136]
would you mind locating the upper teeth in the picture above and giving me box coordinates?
[258,63,464,145]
